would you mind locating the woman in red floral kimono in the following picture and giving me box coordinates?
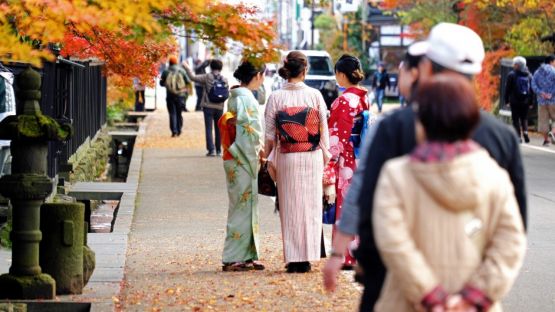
[324,55,369,268]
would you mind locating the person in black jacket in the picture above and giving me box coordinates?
[371,63,390,113]
[352,23,527,312]
[505,56,533,143]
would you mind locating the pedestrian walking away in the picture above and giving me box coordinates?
[350,23,527,312]
[531,54,555,146]
[219,61,266,272]
[160,55,191,137]
[133,77,146,112]
[264,51,331,273]
[373,73,526,312]
[322,54,368,270]
[505,56,533,143]
[194,59,210,111]
[184,59,229,157]
[371,63,390,113]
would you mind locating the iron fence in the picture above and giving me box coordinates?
[4,60,107,178]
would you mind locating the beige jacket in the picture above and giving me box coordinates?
[373,149,526,312]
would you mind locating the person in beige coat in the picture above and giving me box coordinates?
[373,73,527,312]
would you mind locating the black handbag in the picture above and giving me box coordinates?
[258,162,277,197]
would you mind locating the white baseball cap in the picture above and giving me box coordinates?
[422,23,485,75]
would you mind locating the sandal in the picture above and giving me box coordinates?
[222,262,252,272]
[246,260,265,271]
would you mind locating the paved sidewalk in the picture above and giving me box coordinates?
[117,108,360,311]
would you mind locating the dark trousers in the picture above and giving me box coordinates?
[358,261,387,312]
[203,107,223,153]
[195,86,203,111]
[166,96,184,135]
[510,102,529,137]
[134,90,145,111]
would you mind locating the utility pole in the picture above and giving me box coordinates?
[311,0,315,50]
[343,15,348,51]
[362,0,367,52]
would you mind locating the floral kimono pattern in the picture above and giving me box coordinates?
[324,87,368,265]
[220,87,263,264]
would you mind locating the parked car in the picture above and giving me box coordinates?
[271,50,339,109]
[0,71,15,177]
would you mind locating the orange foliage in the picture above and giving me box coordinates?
[474,48,513,111]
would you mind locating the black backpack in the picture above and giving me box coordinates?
[207,74,229,103]
[515,74,531,100]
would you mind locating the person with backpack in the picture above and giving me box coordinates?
[160,55,191,137]
[504,56,533,143]
[184,59,229,156]
[322,55,369,270]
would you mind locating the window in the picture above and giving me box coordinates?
[308,56,334,76]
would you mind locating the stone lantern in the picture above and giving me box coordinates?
[0,66,71,299]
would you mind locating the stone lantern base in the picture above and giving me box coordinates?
[0,273,55,299]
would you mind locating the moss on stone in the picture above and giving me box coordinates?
[16,114,71,141]
[0,273,55,299]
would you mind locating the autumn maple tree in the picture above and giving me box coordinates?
[382,0,555,110]
[0,0,279,89]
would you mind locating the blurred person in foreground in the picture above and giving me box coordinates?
[324,23,527,312]
[373,73,526,312]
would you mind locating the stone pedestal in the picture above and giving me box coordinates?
[0,67,71,299]
[40,202,84,295]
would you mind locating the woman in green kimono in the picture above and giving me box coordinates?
[219,61,266,271]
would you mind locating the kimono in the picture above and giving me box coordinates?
[265,82,331,263]
[324,87,368,265]
[220,87,263,264]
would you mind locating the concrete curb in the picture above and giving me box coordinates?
[82,115,149,311]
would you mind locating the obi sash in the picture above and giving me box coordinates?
[218,112,236,161]
[276,106,320,153]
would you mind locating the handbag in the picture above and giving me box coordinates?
[258,162,277,197]
[323,199,336,225]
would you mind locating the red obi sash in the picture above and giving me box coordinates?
[218,112,236,161]
[276,106,320,153]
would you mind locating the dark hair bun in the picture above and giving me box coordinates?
[278,67,291,79]
[335,54,365,84]
[279,51,308,80]
[234,61,266,84]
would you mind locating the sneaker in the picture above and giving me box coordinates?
[542,140,550,147]
[523,133,530,143]
[206,151,216,157]
[549,132,555,144]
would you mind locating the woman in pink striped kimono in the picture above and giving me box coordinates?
[264,51,331,273]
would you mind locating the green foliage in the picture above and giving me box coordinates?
[505,17,554,55]
[107,102,128,125]
[314,14,336,31]
[397,1,458,32]
[0,202,12,249]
